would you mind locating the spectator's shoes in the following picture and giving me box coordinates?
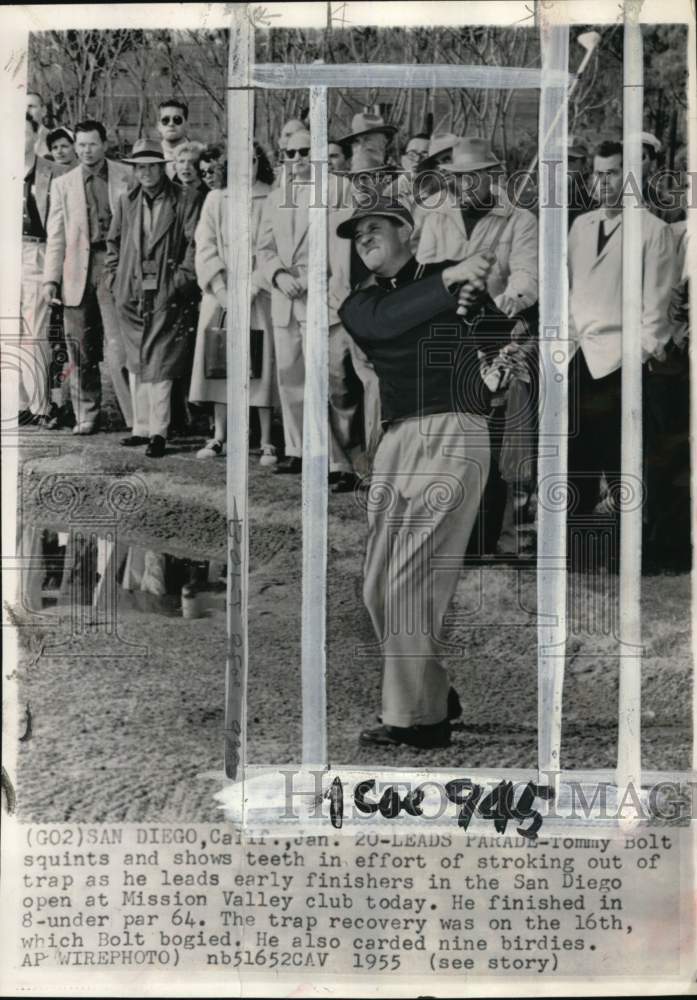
[196,439,224,460]
[359,720,451,750]
[120,435,149,447]
[259,444,278,467]
[17,409,34,426]
[331,472,360,494]
[73,422,98,435]
[145,435,166,458]
[273,457,302,475]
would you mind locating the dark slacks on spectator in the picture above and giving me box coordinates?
[62,249,133,429]
[567,349,627,517]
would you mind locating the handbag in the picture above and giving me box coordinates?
[203,308,265,382]
[203,306,227,379]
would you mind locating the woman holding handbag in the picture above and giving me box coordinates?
[189,143,277,462]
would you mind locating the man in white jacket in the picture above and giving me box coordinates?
[567,139,676,517]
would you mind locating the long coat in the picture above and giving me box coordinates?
[43,159,133,305]
[104,177,199,382]
[188,182,276,407]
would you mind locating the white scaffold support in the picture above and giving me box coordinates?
[536,19,569,788]
[301,86,330,768]
[225,3,254,782]
[617,15,644,796]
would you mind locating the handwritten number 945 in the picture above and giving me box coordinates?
[445,779,554,839]
[326,777,554,839]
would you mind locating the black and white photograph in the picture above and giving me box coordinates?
[3,5,693,821]
[0,5,695,996]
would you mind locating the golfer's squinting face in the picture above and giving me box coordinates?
[593,154,623,207]
[354,217,409,275]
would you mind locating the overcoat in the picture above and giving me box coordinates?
[188,183,275,407]
[104,177,199,382]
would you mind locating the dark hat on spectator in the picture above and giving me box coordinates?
[122,138,167,164]
[336,197,414,239]
[47,126,75,148]
[338,108,397,145]
[440,137,501,173]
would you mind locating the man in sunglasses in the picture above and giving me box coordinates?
[157,99,190,179]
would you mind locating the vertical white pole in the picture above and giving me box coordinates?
[617,16,644,795]
[225,4,253,780]
[686,0,697,775]
[537,19,569,787]
[301,87,329,767]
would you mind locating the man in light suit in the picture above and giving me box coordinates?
[568,139,676,516]
[43,119,133,433]
[20,113,68,426]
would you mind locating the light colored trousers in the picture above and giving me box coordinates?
[20,242,52,417]
[329,322,383,471]
[62,250,133,429]
[274,316,354,471]
[273,316,306,458]
[129,373,173,439]
[363,412,490,728]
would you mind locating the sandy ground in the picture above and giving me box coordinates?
[10,419,693,822]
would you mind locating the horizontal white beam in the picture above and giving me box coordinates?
[252,62,570,90]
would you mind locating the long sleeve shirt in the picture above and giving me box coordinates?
[339,257,513,424]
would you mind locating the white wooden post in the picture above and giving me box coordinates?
[537,20,569,786]
[301,86,329,767]
[616,16,644,794]
[225,4,253,780]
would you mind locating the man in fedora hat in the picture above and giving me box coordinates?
[327,116,404,492]
[416,135,539,556]
[43,119,134,433]
[337,196,517,749]
[104,138,199,458]
[338,106,398,173]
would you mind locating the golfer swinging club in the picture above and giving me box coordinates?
[338,196,517,750]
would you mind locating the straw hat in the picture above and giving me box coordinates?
[122,138,167,165]
[338,108,397,145]
[418,133,459,170]
[440,137,501,173]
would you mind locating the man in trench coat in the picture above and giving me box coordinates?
[104,139,199,458]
